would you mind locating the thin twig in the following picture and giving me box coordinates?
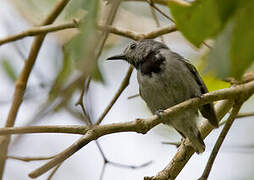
[95,66,133,125]
[0,125,88,135]
[7,155,55,162]
[236,112,254,119]
[0,0,71,178]
[75,77,92,124]
[124,0,190,6]
[219,111,254,126]
[128,94,139,99]
[199,101,243,180]
[28,80,254,178]
[144,25,177,39]
[101,24,177,40]
[46,163,62,180]
[161,141,181,148]
[108,160,153,169]
[0,19,79,46]
[146,0,175,23]
[149,3,165,43]
[99,164,106,180]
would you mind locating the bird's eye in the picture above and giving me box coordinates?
[130,43,136,49]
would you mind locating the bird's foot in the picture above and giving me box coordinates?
[192,93,202,99]
[155,109,164,119]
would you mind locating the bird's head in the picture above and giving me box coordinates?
[106,39,168,69]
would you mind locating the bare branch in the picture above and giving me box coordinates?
[95,66,133,125]
[146,0,175,23]
[7,155,55,162]
[149,2,165,43]
[0,1,71,176]
[161,141,181,148]
[124,0,190,6]
[236,112,254,119]
[99,24,177,40]
[0,19,79,46]
[147,100,235,180]
[128,94,139,99]
[0,125,88,135]
[28,80,254,178]
[199,101,243,180]
[47,163,62,180]
[144,25,177,39]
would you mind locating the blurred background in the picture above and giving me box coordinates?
[0,0,254,179]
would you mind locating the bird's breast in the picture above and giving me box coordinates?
[137,57,201,114]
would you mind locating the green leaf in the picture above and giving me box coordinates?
[230,1,254,78]
[205,22,234,79]
[201,73,230,92]
[48,47,72,101]
[1,59,17,82]
[197,58,230,91]
[66,0,103,81]
[168,0,222,47]
[215,0,238,22]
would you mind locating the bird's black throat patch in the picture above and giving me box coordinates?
[139,51,165,76]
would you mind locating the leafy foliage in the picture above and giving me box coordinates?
[66,0,102,81]
[168,0,254,79]
[1,59,17,82]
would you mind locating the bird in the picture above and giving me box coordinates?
[106,39,218,154]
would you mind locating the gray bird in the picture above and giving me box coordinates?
[106,39,218,153]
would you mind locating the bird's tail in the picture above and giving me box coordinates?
[188,130,205,154]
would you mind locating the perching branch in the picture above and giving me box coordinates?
[28,79,254,178]
[0,80,252,137]
[146,100,235,180]
[0,0,71,178]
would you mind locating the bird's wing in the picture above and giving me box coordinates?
[182,59,219,127]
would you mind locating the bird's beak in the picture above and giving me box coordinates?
[106,54,127,61]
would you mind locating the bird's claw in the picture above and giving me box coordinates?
[155,109,164,118]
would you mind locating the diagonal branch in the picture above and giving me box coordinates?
[0,0,71,178]
[147,100,235,180]
[199,101,244,180]
[95,66,133,125]
[28,80,254,178]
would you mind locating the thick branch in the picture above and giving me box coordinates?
[28,80,254,178]
[149,100,235,180]
[0,80,251,137]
